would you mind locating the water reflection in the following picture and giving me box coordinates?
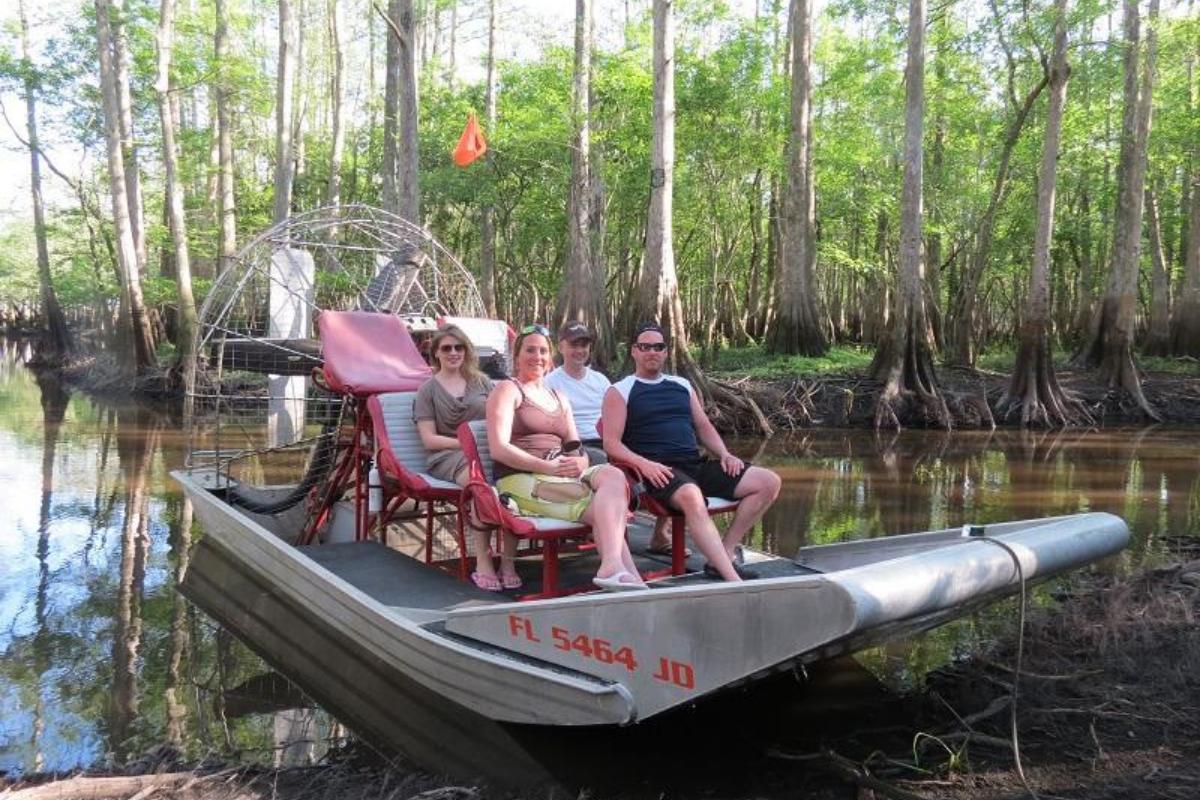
[1,335,1198,776]
[754,427,1200,563]
[0,340,292,775]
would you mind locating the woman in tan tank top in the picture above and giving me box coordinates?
[486,326,647,591]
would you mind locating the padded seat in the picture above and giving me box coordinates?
[369,391,470,576]
[318,311,431,396]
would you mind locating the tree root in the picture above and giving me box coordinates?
[999,336,1094,427]
[768,748,928,800]
[682,365,774,436]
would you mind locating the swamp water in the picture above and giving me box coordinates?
[1,337,1196,778]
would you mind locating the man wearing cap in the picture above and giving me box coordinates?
[545,321,610,463]
[601,322,782,582]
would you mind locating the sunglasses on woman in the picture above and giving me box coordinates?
[519,323,551,337]
[437,343,466,353]
[634,342,667,352]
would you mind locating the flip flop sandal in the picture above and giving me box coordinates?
[592,570,648,592]
[500,570,523,590]
[470,571,503,592]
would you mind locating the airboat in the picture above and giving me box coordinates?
[172,205,1129,782]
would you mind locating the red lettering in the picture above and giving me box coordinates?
[672,661,695,689]
[652,657,695,688]
[507,614,539,642]
[571,634,594,658]
[551,626,571,651]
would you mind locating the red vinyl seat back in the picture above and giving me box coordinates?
[318,310,432,396]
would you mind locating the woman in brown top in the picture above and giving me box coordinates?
[412,325,502,589]
[486,325,646,591]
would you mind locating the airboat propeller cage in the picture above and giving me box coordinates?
[188,205,493,477]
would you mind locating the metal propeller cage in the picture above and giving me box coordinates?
[186,205,487,531]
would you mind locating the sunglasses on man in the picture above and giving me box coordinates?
[634,342,667,352]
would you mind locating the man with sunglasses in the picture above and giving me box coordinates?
[601,322,781,581]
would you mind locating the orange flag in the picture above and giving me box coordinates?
[453,113,488,167]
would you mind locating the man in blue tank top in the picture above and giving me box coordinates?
[601,322,781,581]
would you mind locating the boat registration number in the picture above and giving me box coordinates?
[507,613,695,689]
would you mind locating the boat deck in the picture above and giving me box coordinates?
[302,521,820,611]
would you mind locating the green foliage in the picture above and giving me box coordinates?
[2,0,1197,383]
[707,344,873,379]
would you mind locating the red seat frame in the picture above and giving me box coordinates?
[367,392,470,578]
[456,421,601,600]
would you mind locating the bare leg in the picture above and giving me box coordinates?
[581,466,639,582]
[670,484,740,582]
[647,517,671,550]
[456,466,497,580]
[723,467,782,557]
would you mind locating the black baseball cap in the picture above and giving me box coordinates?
[633,321,667,341]
[558,321,594,342]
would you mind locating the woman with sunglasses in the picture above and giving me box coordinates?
[486,325,647,591]
[413,324,507,589]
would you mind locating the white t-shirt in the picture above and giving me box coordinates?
[545,366,611,440]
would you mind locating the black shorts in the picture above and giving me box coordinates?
[645,456,749,507]
[581,440,608,465]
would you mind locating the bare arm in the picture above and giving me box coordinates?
[416,419,460,452]
[690,389,743,475]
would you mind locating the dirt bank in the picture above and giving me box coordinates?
[742,368,1200,432]
[7,551,1198,799]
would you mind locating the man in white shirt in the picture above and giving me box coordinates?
[547,321,680,555]
[545,321,610,451]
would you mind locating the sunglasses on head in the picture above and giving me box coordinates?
[634,342,667,352]
[519,323,551,337]
[438,343,466,353]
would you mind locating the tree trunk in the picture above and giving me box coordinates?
[111,0,146,271]
[767,0,827,356]
[326,0,346,209]
[1143,187,1171,355]
[1000,0,1088,427]
[869,0,948,430]
[275,0,297,224]
[215,0,237,274]
[556,0,609,364]
[398,0,420,223]
[382,0,401,213]
[636,0,769,434]
[95,0,156,373]
[479,0,498,316]
[446,0,457,89]
[1071,0,1159,420]
[156,0,198,397]
[1171,175,1200,355]
[18,0,71,363]
[631,0,677,336]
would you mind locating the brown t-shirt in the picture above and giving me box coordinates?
[494,380,571,480]
[412,375,492,482]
